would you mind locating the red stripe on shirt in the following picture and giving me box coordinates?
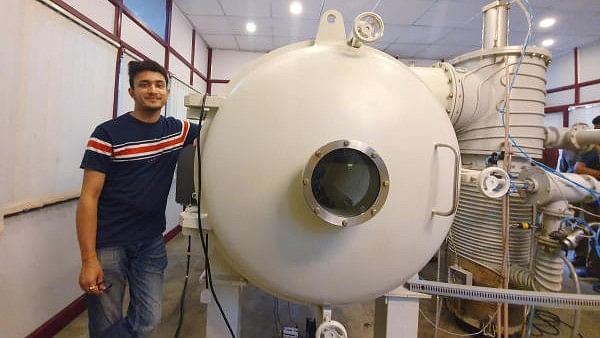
[113,120,189,157]
[87,139,112,154]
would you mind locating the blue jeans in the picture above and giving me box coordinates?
[87,236,168,338]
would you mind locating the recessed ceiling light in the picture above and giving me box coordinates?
[542,39,555,47]
[246,22,257,33]
[290,1,303,15]
[539,17,556,28]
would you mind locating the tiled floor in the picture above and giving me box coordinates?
[56,234,600,338]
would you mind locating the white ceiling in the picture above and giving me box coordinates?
[175,0,600,61]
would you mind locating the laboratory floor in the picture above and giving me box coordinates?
[56,234,600,338]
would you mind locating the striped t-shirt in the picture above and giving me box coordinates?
[81,112,199,248]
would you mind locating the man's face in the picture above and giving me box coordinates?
[595,124,600,130]
[128,71,169,111]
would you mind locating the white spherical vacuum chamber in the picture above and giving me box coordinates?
[199,10,460,305]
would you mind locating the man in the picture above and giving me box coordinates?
[573,116,600,177]
[76,59,199,337]
[573,115,600,292]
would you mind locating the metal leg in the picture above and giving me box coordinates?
[374,286,430,338]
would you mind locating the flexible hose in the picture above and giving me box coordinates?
[560,255,582,338]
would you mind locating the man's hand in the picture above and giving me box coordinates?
[76,169,106,295]
[79,258,106,295]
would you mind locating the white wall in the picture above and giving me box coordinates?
[546,39,600,108]
[209,49,266,95]
[211,49,265,80]
[546,50,574,89]
[170,3,193,61]
[0,1,208,336]
[579,39,600,83]
[1,1,114,337]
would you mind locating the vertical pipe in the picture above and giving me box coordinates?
[190,30,196,85]
[574,48,580,105]
[164,0,173,70]
[112,1,123,119]
[501,56,512,338]
[207,48,213,95]
[482,1,509,49]
[112,48,124,119]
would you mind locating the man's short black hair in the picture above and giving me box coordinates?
[128,60,169,88]
[593,115,600,126]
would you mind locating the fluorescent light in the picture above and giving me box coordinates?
[542,39,555,47]
[290,1,303,15]
[539,17,556,28]
[246,22,256,33]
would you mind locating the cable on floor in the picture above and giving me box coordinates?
[174,235,192,338]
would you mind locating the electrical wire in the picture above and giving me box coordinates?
[288,301,299,328]
[569,204,600,219]
[173,235,192,338]
[497,0,600,203]
[318,0,326,17]
[419,308,497,336]
[371,0,383,12]
[195,94,237,338]
[529,309,585,338]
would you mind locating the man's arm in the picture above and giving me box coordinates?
[76,169,106,294]
[574,161,600,179]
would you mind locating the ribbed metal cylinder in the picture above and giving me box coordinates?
[533,239,564,292]
[451,50,550,158]
[448,181,533,270]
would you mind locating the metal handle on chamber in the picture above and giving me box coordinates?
[432,143,460,217]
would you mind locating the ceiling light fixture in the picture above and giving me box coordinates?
[539,17,556,28]
[290,1,303,15]
[246,22,257,33]
[542,39,555,47]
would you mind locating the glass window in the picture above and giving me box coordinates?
[124,0,167,39]
[310,148,381,217]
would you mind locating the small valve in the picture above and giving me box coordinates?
[349,12,384,47]
[478,167,511,199]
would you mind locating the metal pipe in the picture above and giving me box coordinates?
[560,255,581,338]
[482,1,509,49]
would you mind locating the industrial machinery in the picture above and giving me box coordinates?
[179,1,600,337]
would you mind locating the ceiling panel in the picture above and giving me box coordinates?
[219,0,273,17]
[202,34,239,49]
[415,0,483,28]
[272,18,319,39]
[187,15,233,35]
[271,0,323,19]
[227,16,274,36]
[392,25,450,44]
[322,0,379,23]
[385,42,429,58]
[175,0,224,15]
[434,27,481,48]
[376,0,437,25]
[175,0,600,61]
[236,35,273,51]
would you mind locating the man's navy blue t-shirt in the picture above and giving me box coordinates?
[80,113,199,248]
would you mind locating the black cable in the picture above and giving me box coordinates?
[174,235,192,338]
[530,309,585,338]
[196,94,237,338]
[287,301,299,328]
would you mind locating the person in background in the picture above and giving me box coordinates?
[558,123,591,173]
[572,115,600,293]
[76,59,199,337]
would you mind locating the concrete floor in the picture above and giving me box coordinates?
[57,234,600,338]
